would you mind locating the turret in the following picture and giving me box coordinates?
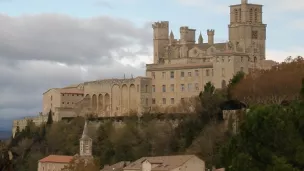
[207,29,215,45]
[241,0,248,4]
[198,32,203,44]
[180,26,188,44]
[152,21,169,63]
[152,21,169,39]
[180,26,196,44]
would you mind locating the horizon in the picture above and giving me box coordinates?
[0,0,303,120]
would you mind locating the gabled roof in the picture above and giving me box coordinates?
[39,155,73,163]
[196,43,226,51]
[124,155,198,171]
[43,88,60,95]
[101,161,130,171]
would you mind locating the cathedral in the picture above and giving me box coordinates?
[146,0,276,112]
[12,0,277,137]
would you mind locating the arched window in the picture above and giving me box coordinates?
[249,8,253,22]
[254,8,258,22]
[234,9,238,22]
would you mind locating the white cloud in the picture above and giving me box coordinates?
[0,14,150,119]
[266,47,304,62]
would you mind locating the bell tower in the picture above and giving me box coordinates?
[79,120,92,157]
[228,0,267,62]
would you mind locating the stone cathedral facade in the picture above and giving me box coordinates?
[12,0,277,136]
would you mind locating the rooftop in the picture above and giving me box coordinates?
[124,155,197,171]
[60,88,84,94]
[39,155,73,163]
[101,161,130,171]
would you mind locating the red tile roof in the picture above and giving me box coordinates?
[60,88,84,94]
[39,155,73,163]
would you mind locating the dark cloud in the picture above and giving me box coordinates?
[0,13,152,65]
[0,14,152,120]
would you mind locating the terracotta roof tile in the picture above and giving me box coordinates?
[39,155,73,163]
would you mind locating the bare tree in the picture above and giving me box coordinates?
[231,56,304,105]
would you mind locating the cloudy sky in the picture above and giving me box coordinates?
[0,0,303,123]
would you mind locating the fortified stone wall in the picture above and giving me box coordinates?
[12,114,48,137]
[53,107,77,121]
[62,116,181,130]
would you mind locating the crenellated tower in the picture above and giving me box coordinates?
[180,26,196,44]
[228,0,266,62]
[207,29,215,45]
[152,21,169,64]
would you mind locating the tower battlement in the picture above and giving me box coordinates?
[207,29,215,35]
[152,21,169,29]
[180,26,189,32]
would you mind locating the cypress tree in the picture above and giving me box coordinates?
[46,110,53,125]
[300,78,304,99]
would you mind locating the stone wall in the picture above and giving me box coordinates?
[82,77,152,117]
[12,114,48,137]
[222,109,247,134]
[63,116,181,130]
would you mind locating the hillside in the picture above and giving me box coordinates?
[1,56,304,171]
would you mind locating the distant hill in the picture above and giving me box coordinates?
[0,118,12,131]
[0,118,12,140]
[0,130,11,140]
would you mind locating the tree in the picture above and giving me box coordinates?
[227,71,245,100]
[94,121,115,166]
[0,141,14,171]
[198,89,227,123]
[231,56,304,105]
[61,157,100,171]
[219,103,304,170]
[300,78,304,100]
[186,123,229,168]
[47,110,53,125]
[203,82,215,94]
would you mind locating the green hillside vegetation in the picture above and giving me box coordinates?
[1,56,304,171]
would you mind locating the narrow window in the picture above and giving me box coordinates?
[162,85,166,92]
[170,71,174,78]
[162,98,166,104]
